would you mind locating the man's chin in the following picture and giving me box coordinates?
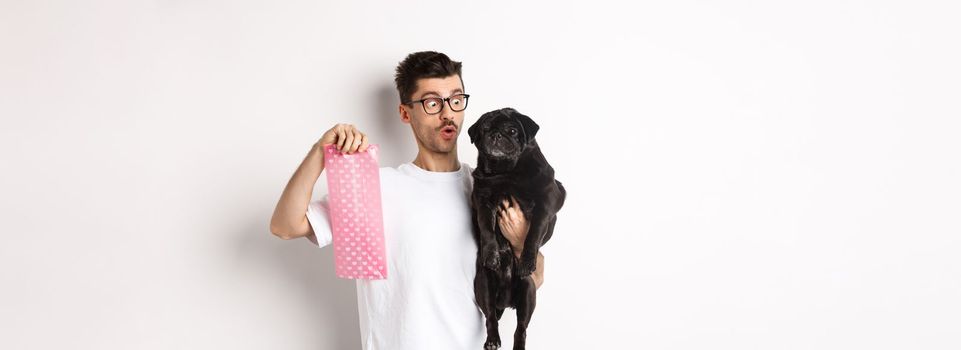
[429,142,456,154]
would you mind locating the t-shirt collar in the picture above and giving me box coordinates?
[400,162,466,182]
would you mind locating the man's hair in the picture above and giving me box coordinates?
[394,51,463,103]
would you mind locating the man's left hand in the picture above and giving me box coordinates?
[497,196,529,256]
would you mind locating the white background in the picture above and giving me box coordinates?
[2,0,960,349]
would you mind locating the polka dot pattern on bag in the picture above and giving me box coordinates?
[323,144,387,280]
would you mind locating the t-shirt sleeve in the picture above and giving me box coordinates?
[305,194,334,248]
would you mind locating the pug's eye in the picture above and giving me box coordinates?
[508,128,517,135]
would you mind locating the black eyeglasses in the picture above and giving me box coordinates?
[404,93,470,115]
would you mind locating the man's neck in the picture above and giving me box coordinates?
[412,152,461,172]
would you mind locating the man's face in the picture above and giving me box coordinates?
[399,75,465,155]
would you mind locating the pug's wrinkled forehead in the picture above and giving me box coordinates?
[469,107,541,146]
[492,112,522,128]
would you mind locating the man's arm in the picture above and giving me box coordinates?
[533,252,545,290]
[511,246,545,290]
[269,124,368,240]
[269,143,325,240]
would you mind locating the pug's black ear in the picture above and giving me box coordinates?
[467,114,486,144]
[511,109,539,144]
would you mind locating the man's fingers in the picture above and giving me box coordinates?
[336,128,347,150]
[359,134,369,152]
[349,132,363,153]
[342,130,355,153]
[497,198,526,228]
[501,207,516,225]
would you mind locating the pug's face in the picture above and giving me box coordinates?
[468,108,540,162]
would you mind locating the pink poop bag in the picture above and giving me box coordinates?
[323,144,387,280]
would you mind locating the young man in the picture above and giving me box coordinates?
[269,51,545,349]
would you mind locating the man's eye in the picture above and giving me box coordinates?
[426,100,439,107]
[451,99,461,105]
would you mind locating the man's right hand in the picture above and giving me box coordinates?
[316,123,370,154]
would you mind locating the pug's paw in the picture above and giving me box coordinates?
[484,334,501,350]
[514,255,537,277]
[482,250,501,270]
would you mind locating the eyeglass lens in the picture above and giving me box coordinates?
[423,95,467,114]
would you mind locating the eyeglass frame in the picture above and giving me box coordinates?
[403,93,471,115]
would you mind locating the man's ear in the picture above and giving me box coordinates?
[511,109,539,144]
[399,104,411,124]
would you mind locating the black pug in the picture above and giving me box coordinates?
[468,107,566,350]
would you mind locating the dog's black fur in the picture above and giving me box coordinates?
[468,108,566,350]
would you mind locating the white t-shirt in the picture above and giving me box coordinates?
[305,161,485,350]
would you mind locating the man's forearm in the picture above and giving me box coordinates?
[270,144,325,238]
[533,252,544,290]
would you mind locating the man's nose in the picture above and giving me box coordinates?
[439,108,454,121]
[440,104,454,120]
